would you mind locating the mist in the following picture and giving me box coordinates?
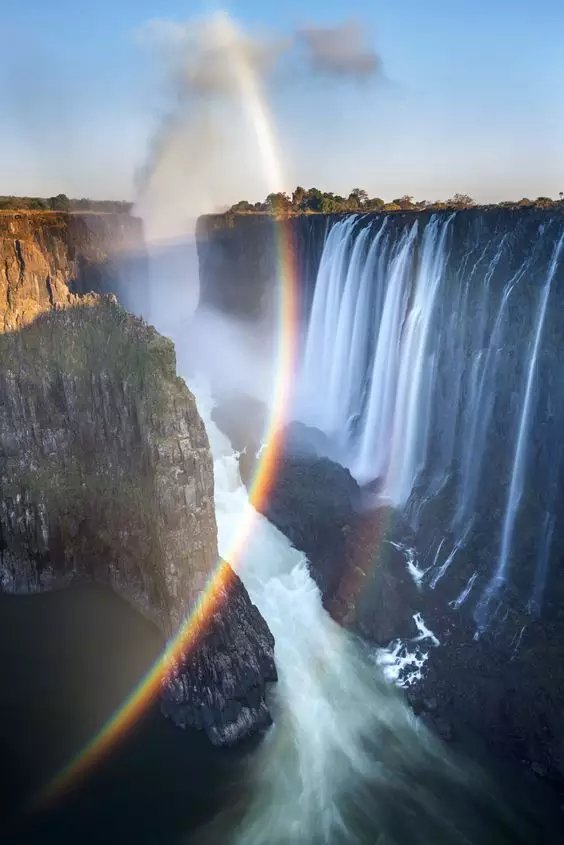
[132,11,382,413]
[135,13,284,242]
[135,12,382,242]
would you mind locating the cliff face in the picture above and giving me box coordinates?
[196,213,345,322]
[196,207,564,325]
[0,211,148,331]
[196,214,279,321]
[0,215,277,746]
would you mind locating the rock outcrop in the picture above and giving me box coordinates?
[0,210,148,331]
[0,266,276,744]
[211,402,418,646]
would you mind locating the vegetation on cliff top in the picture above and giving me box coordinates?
[227,186,564,217]
[0,194,133,214]
[0,298,173,414]
[0,299,178,561]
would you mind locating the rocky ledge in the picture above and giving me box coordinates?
[0,300,276,745]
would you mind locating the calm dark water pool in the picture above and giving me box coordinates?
[0,584,249,844]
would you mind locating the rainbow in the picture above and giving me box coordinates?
[33,13,299,810]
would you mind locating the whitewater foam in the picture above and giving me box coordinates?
[188,375,505,845]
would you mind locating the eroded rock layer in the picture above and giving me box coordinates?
[0,211,147,331]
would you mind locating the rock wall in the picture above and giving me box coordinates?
[196,214,278,321]
[0,216,276,746]
[0,211,148,331]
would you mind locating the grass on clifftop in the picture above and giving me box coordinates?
[0,298,175,416]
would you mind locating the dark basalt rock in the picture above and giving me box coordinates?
[329,507,420,645]
[260,425,359,600]
[407,607,564,787]
[161,566,277,746]
[211,399,420,645]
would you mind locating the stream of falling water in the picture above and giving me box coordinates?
[187,376,521,845]
[296,213,564,624]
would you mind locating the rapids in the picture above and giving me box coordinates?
[186,377,523,845]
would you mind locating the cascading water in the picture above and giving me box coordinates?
[186,376,522,845]
[475,231,564,628]
[136,216,561,843]
[296,211,564,626]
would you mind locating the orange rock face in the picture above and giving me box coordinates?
[0,211,144,332]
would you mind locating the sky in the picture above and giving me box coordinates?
[1,0,563,213]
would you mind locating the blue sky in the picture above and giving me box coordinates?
[1,1,563,206]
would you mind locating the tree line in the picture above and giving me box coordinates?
[0,194,133,213]
[229,187,564,216]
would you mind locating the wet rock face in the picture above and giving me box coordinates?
[260,441,419,645]
[264,447,359,599]
[196,214,278,322]
[211,401,418,645]
[162,567,277,746]
[0,300,276,745]
[405,603,564,787]
[0,211,147,331]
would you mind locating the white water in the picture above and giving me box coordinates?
[299,214,456,498]
[475,231,564,628]
[296,214,564,627]
[188,376,482,845]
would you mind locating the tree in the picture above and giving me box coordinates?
[348,188,368,209]
[230,200,254,213]
[393,195,415,209]
[447,193,475,208]
[48,193,71,212]
[365,197,385,211]
[320,194,339,213]
[559,192,563,202]
[28,197,48,210]
[265,192,292,216]
[292,186,306,209]
[301,188,324,212]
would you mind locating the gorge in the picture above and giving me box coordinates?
[0,210,277,834]
[1,205,563,843]
[197,206,564,791]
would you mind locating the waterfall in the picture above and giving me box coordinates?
[297,211,564,625]
[186,376,519,845]
[475,231,564,628]
[356,221,419,483]
[300,216,360,433]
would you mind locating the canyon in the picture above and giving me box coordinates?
[2,203,563,838]
[0,210,276,747]
[197,206,564,787]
